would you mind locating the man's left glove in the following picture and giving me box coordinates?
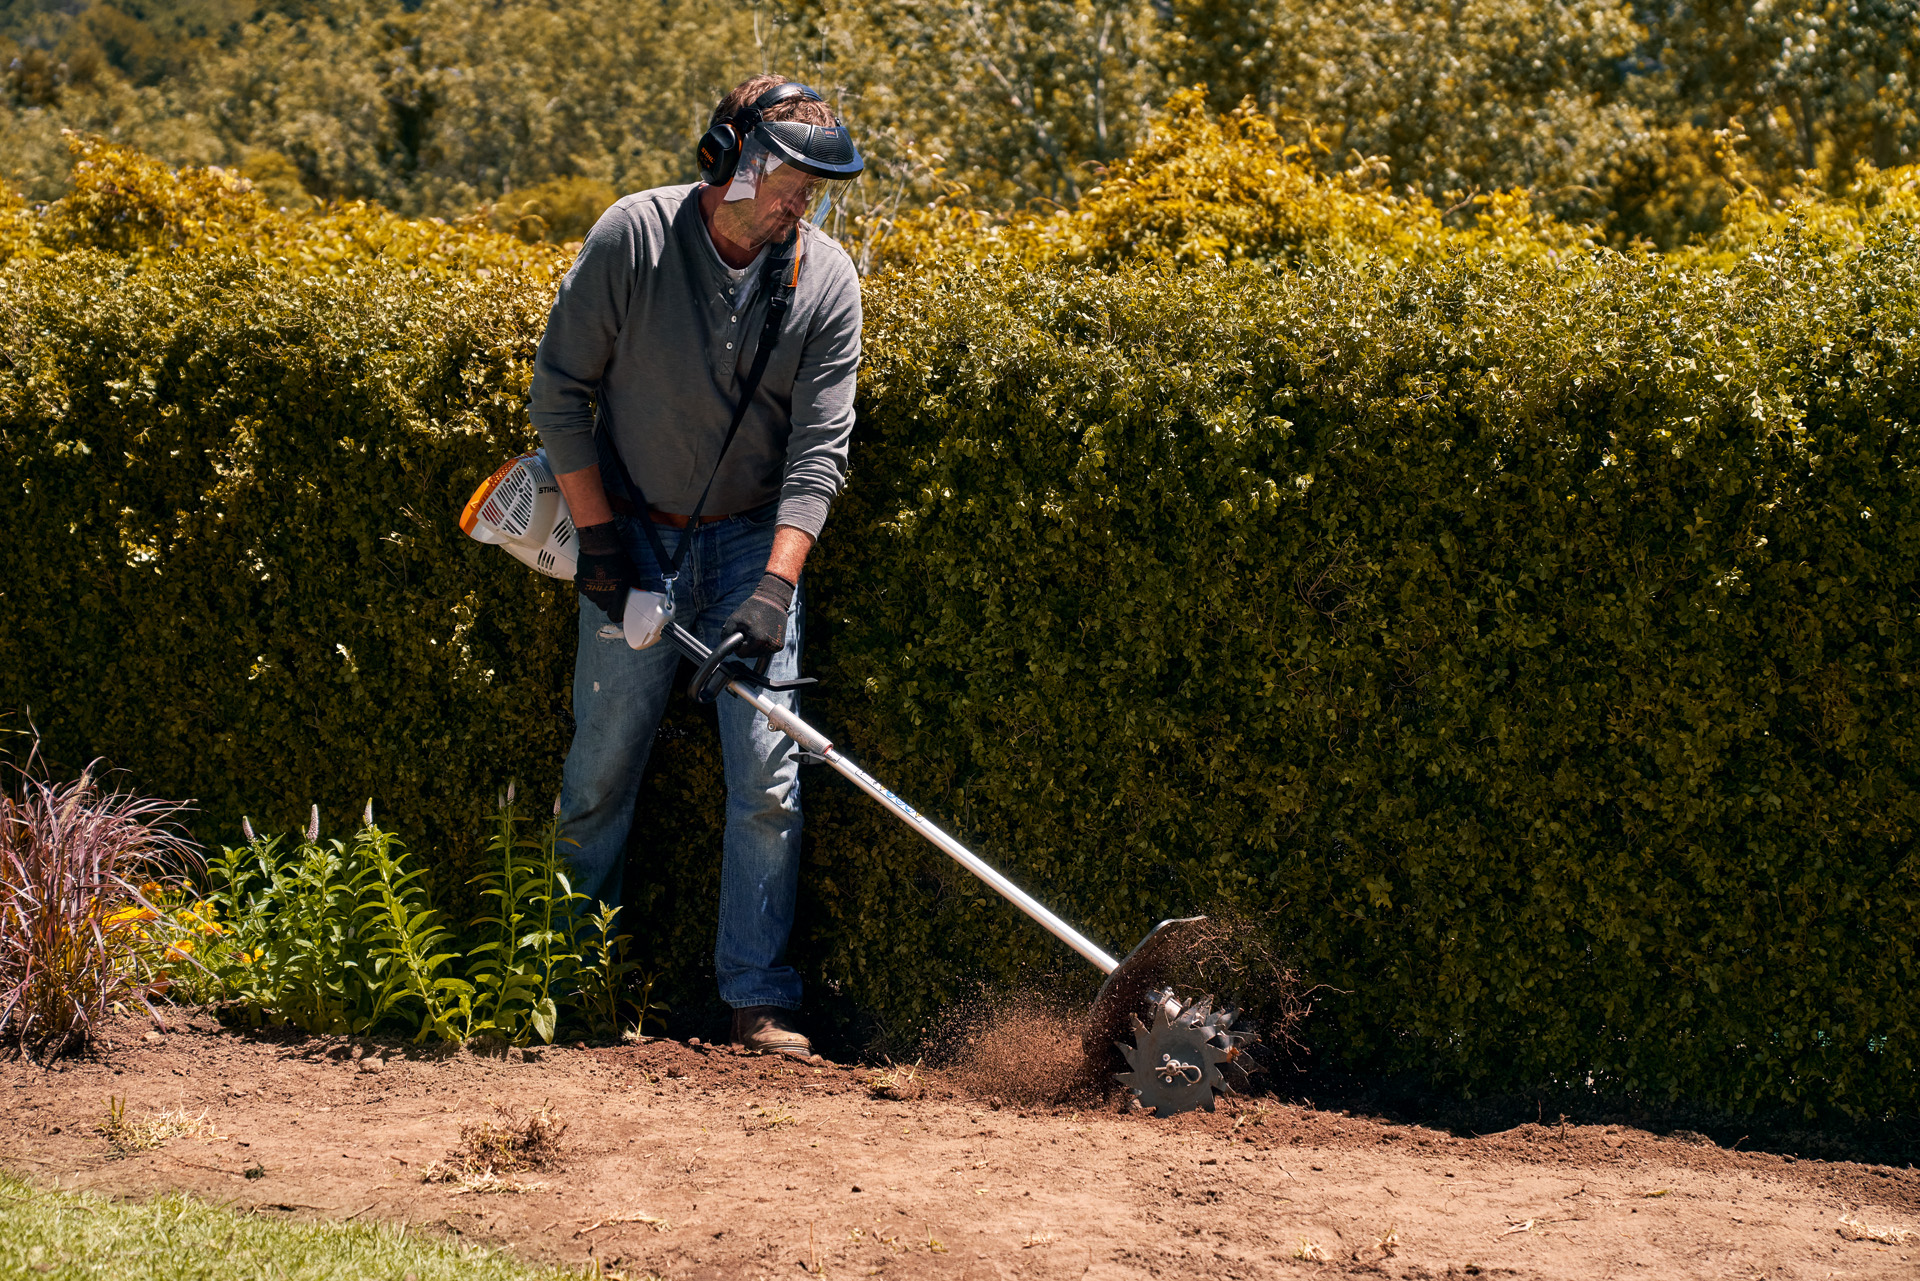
[724,572,796,658]
[574,521,634,624]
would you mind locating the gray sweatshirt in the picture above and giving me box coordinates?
[529,184,861,539]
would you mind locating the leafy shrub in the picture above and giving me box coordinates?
[207,806,445,1038]
[351,813,470,1042]
[820,236,1920,1117]
[0,138,572,889]
[206,821,372,1035]
[489,176,618,245]
[463,791,588,1045]
[0,744,196,1055]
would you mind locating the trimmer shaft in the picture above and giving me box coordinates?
[1116,988,1256,1116]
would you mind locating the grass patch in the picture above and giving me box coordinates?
[0,1170,588,1279]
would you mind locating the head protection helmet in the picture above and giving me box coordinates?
[697,83,863,229]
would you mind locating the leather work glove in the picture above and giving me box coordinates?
[724,571,796,658]
[573,521,633,623]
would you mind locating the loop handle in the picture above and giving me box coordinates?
[690,632,749,703]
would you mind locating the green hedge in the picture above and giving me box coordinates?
[0,243,574,893]
[820,240,1920,1116]
[4,153,1918,1115]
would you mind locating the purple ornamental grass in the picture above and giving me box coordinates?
[0,746,198,1057]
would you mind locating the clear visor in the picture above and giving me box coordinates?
[723,135,851,229]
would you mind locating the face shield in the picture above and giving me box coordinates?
[722,118,864,235]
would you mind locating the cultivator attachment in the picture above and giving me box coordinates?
[1082,916,1259,1116]
[1116,989,1257,1116]
[657,627,1263,1116]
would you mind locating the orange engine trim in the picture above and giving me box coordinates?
[459,457,522,535]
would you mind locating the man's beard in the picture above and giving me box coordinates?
[720,201,796,251]
[751,206,799,243]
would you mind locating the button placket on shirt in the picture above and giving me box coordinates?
[712,283,739,376]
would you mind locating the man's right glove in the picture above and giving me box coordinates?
[573,522,633,623]
[723,571,796,658]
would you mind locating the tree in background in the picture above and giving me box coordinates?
[1156,0,1651,215]
[818,0,1165,206]
[2,0,778,217]
[5,0,1919,247]
[821,0,1920,242]
[198,0,782,217]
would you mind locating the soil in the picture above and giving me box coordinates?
[4,1013,1917,1280]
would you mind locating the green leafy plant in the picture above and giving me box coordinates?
[203,806,372,1034]
[206,805,468,1039]
[201,794,652,1047]
[576,900,641,1039]
[628,967,670,1040]
[352,803,472,1043]
[463,787,584,1045]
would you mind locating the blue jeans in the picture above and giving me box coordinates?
[556,505,804,1010]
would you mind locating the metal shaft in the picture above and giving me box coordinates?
[720,675,1121,975]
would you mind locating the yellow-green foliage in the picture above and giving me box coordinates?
[6,135,1920,1116]
[874,90,1594,272]
[489,176,620,246]
[8,0,1919,253]
[0,186,33,262]
[1674,164,1920,270]
[12,135,569,280]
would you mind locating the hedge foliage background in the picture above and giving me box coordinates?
[0,139,575,894]
[4,115,1918,1116]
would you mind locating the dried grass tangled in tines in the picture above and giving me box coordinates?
[1156,911,1311,1059]
[423,1103,569,1193]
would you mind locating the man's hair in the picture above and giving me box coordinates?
[710,74,837,130]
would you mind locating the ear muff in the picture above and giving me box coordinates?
[697,121,742,186]
[697,82,827,187]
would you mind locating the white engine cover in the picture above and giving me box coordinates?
[460,450,577,580]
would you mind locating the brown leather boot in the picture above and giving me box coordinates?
[731,1005,811,1057]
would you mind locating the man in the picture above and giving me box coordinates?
[528,75,864,1058]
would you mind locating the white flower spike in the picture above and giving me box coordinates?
[306,804,321,843]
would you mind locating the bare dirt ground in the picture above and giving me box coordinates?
[3,1014,1917,1280]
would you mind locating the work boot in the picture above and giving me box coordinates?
[731,1005,811,1057]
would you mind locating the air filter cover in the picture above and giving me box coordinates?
[459,450,578,580]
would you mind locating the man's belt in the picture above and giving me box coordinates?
[608,492,734,526]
